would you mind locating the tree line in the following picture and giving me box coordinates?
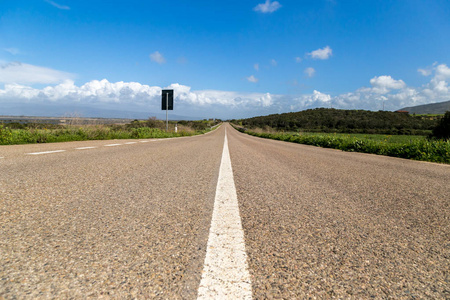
[231,108,440,135]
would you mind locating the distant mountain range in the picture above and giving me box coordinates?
[399,100,450,114]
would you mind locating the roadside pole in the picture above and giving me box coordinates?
[166,92,168,132]
[161,89,174,132]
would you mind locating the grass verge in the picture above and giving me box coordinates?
[0,124,220,145]
[233,126,450,164]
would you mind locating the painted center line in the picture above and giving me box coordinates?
[75,146,97,150]
[197,128,252,299]
[139,141,150,143]
[124,142,137,144]
[27,150,66,155]
[104,144,122,147]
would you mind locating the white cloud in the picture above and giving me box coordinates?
[418,62,438,77]
[333,65,450,110]
[310,90,331,103]
[291,64,450,112]
[418,68,432,76]
[246,75,259,83]
[271,59,277,66]
[259,93,273,107]
[254,63,259,71]
[149,51,166,64]
[295,57,302,63]
[161,83,278,110]
[308,46,332,60]
[435,63,450,81]
[290,90,331,111]
[1,64,449,119]
[304,67,315,77]
[4,48,20,55]
[0,79,160,105]
[254,0,282,13]
[0,79,279,117]
[0,61,75,84]
[431,80,449,93]
[45,0,70,10]
[369,75,406,94]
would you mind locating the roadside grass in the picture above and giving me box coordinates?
[0,123,219,145]
[233,126,450,164]
[300,132,427,144]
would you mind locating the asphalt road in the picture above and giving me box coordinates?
[1,123,449,299]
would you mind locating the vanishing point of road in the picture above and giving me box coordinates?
[1,123,448,299]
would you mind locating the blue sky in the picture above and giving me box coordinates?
[1,0,450,119]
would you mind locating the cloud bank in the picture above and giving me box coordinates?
[0,79,281,118]
[1,61,449,119]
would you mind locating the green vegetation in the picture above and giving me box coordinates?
[230,109,450,164]
[0,118,221,145]
[233,127,450,164]
[414,114,445,118]
[231,108,438,135]
[429,111,450,140]
[301,132,427,144]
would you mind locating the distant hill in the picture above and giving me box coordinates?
[399,100,450,114]
[234,108,438,135]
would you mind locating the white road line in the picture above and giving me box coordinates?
[104,143,122,147]
[139,141,150,143]
[197,128,252,300]
[75,146,97,150]
[26,150,66,155]
[0,157,4,159]
[124,142,137,144]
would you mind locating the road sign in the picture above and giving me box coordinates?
[162,89,174,132]
[162,89,174,110]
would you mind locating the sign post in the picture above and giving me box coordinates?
[161,89,174,132]
[165,92,168,131]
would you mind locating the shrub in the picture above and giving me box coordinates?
[429,111,450,140]
[0,125,13,144]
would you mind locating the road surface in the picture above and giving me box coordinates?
[1,123,448,299]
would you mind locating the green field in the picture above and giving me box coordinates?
[300,132,427,144]
[235,127,450,164]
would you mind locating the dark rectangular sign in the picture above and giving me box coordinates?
[161,89,174,110]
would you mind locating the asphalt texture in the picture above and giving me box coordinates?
[1,133,222,299]
[227,125,449,299]
[1,123,449,299]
